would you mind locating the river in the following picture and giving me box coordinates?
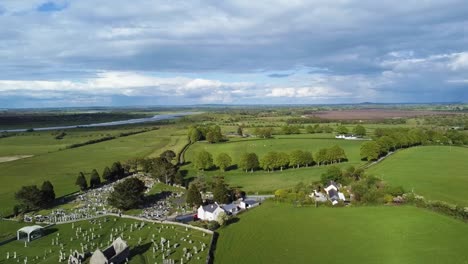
[0,112,199,133]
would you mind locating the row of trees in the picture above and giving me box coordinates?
[188,125,223,143]
[14,181,56,213]
[193,146,347,173]
[75,161,126,191]
[361,127,468,161]
[254,124,366,137]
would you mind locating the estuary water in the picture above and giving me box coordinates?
[0,112,198,133]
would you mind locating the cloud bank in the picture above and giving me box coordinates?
[0,0,467,107]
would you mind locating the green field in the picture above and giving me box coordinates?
[183,135,365,193]
[0,217,211,264]
[367,146,468,205]
[215,202,468,264]
[0,127,188,216]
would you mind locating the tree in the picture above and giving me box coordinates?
[336,125,349,135]
[353,125,366,136]
[194,150,213,170]
[216,211,229,226]
[108,177,146,210]
[305,125,315,134]
[102,166,112,182]
[75,172,88,191]
[327,145,347,163]
[188,127,202,143]
[149,157,178,184]
[160,150,176,163]
[289,150,304,168]
[237,126,243,136]
[215,153,232,171]
[302,151,314,167]
[15,185,43,211]
[111,161,125,180]
[89,169,101,188]
[40,181,55,205]
[260,151,278,172]
[360,141,381,161]
[276,152,290,171]
[186,183,203,207]
[213,178,231,204]
[125,158,139,173]
[239,153,259,172]
[315,148,329,166]
[321,166,343,184]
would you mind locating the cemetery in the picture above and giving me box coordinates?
[22,175,190,225]
[1,216,212,263]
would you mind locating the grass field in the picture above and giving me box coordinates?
[367,146,468,205]
[0,217,211,264]
[0,126,188,216]
[182,135,365,193]
[215,202,468,264]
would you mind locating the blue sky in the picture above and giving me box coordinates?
[0,0,467,107]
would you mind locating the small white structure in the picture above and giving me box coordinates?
[17,225,43,242]
[197,203,225,221]
[335,134,359,140]
[239,200,260,209]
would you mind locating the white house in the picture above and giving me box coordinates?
[239,200,260,209]
[197,203,225,221]
[335,134,359,140]
[324,181,346,205]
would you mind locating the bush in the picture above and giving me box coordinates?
[207,221,220,230]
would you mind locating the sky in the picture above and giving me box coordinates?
[0,0,467,108]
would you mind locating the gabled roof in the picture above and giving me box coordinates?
[328,189,339,201]
[222,203,239,211]
[202,203,220,213]
[242,200,258,205]
[18,225,43,234]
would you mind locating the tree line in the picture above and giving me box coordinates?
[193,146,347,173]
[360,127,468,161]
[188,125,224,143]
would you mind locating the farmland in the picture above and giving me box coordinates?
[182,134,365,192]
[368,146,468,205]
[215,202,468,264]
[0,126,188,216]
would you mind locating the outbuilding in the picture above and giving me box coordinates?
[17,225,43,242]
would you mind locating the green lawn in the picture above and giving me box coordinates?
[0,217,211,264]
[215,202,468,264]
[367,146,468,205]
[182,136,365,193]
[0,127,186,216]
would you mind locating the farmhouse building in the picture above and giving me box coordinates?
[239,200,260,209]
[324,181,346,205]
[335,134,360,140]
[197,203,225,221]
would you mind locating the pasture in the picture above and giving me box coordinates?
[0,126,188,216]
[182,135,365,192]
[0,217,211,264]
[367,146,468,205]
[215,202,468,264]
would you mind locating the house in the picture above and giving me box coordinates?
[324,181,346,205]
[197,203,225,221]
[239,199,260,209]
[335,134,360,140]
[89,237,129,264]
[222,203,240,214]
